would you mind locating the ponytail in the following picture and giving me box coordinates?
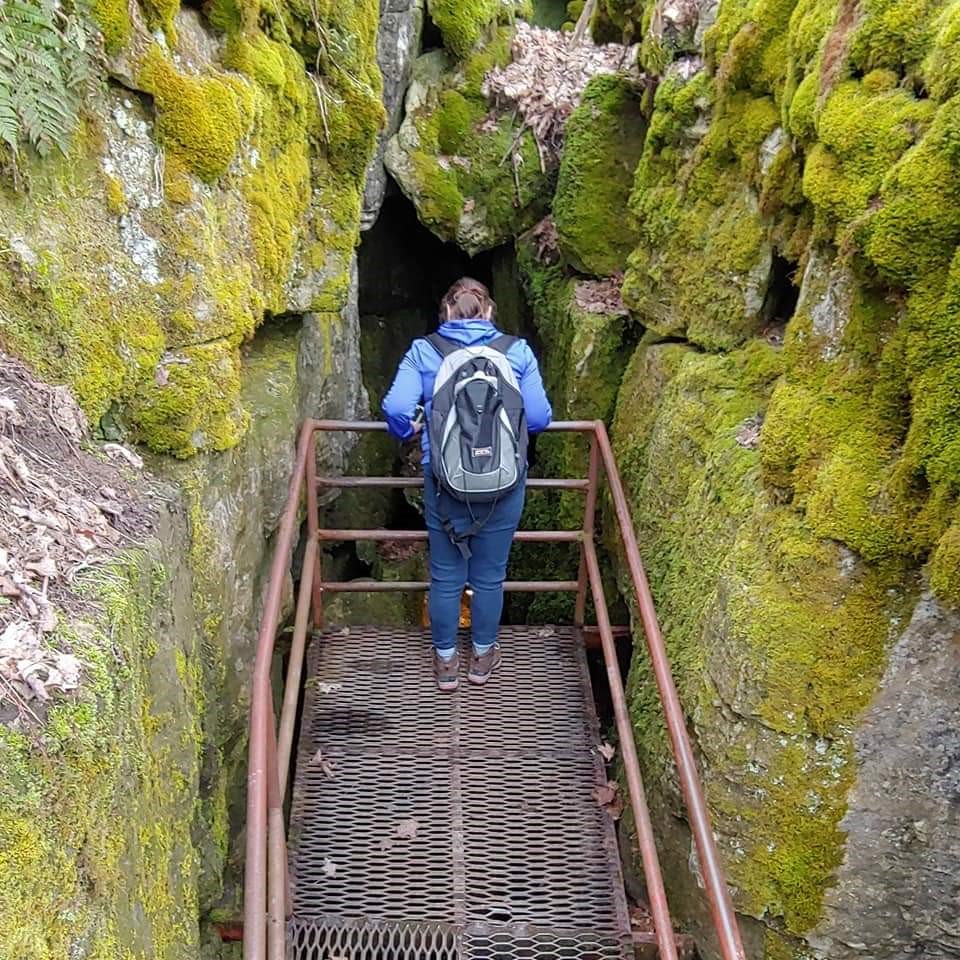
[440,277,496,322]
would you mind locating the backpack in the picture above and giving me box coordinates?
[427,333,527,552]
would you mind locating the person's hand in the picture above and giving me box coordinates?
[412,420,423,436]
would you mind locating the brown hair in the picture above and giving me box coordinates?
[439,277,496,322]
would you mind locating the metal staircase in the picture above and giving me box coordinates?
[242,420,747,960]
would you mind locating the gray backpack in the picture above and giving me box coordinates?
[427,333,527,553]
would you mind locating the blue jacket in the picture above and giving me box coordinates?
[382,318,553,464]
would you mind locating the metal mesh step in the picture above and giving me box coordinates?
[288,625,633,959]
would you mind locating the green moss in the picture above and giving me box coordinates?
[436,89,474,153]
[0,553,203,960]
[802,78,934,240]
[428,0,499,58]
[923,0,960,100]
[398,28,552,251]
[0,252,165,426]
[930,521,960,604]
[622,69,783,348]
[128,341,249,458]
[861,95,960,286]
[104,173,127,216]
[708,0,801,100]
[138,46,254,184]
[592,0,646,43]
[90,0,133,53]
[142,0,180,44]
[224,31,288,88]
[848,0,944,77]
[610,340,911,933]
[553,74,647,275]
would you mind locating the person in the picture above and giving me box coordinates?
[382,277,552,691]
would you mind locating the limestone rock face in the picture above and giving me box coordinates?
[362,0,426,230]
[810,594,960,960]
[1,2,380,459]
[384,36,553,254]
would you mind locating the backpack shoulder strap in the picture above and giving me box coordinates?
[427,333,458,358]
[488,334,519,356]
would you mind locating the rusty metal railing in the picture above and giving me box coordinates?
[243,419,746,960]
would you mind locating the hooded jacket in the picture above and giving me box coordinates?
[381,318,553,465]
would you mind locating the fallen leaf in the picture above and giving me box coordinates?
[310,749,336,778]
[396,818,419,840]
[103,443,144,469]
[25,557,58,579]
[593,781,623,819]
[599,742,616,762]
[322,858,337,878]
[1,620,36,654]
[38,604,58,633]
[317,682,342,694]
[537,627,555,638]
[0,576,21,598]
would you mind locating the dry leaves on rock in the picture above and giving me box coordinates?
[574,276,629,316]
[599,741,616,762]
[527,216,561,264]
[0,352,153,719]
[483,23,640,169]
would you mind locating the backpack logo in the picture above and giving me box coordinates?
[472,446,493,457]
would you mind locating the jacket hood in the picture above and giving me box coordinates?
[435,318,501,346]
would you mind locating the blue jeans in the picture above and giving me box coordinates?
[423,471,526,653]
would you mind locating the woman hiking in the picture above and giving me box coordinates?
[382,277,552,692]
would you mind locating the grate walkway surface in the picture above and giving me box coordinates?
[287,625,633,959]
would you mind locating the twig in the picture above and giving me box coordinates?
[572,0,598,44]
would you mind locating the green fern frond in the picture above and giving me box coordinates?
[0,0,100,175]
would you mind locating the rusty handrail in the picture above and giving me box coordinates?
[243,418,746,960]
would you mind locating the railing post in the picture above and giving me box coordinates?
[305,430,323,629]
[277,537,317,797]
[574,431,600,627]
[593,421,747,960]
[244,421,316,960]
[583,538,678,960]
[266,699,286,960]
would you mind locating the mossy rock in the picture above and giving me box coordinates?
[384,35,554,254]
[427,0,500,58]
[622,68,778,349]
[609,336,914,937]
[553,74,648,276]
[801,77,934,244]
[127,341,249,458]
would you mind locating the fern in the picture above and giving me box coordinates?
[0,0,100,174]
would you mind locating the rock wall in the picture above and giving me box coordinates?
[381,3,960,959]
[0,0,379,955]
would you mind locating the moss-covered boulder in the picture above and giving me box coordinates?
[553,74,648,276]
[609,339,915,955]
[622,66,776,349]
[0,309,367,959]
[0,0,381,459]
[384,34,554,254]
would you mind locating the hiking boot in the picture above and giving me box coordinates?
[434,650,460,692]
[468,644,502,685]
